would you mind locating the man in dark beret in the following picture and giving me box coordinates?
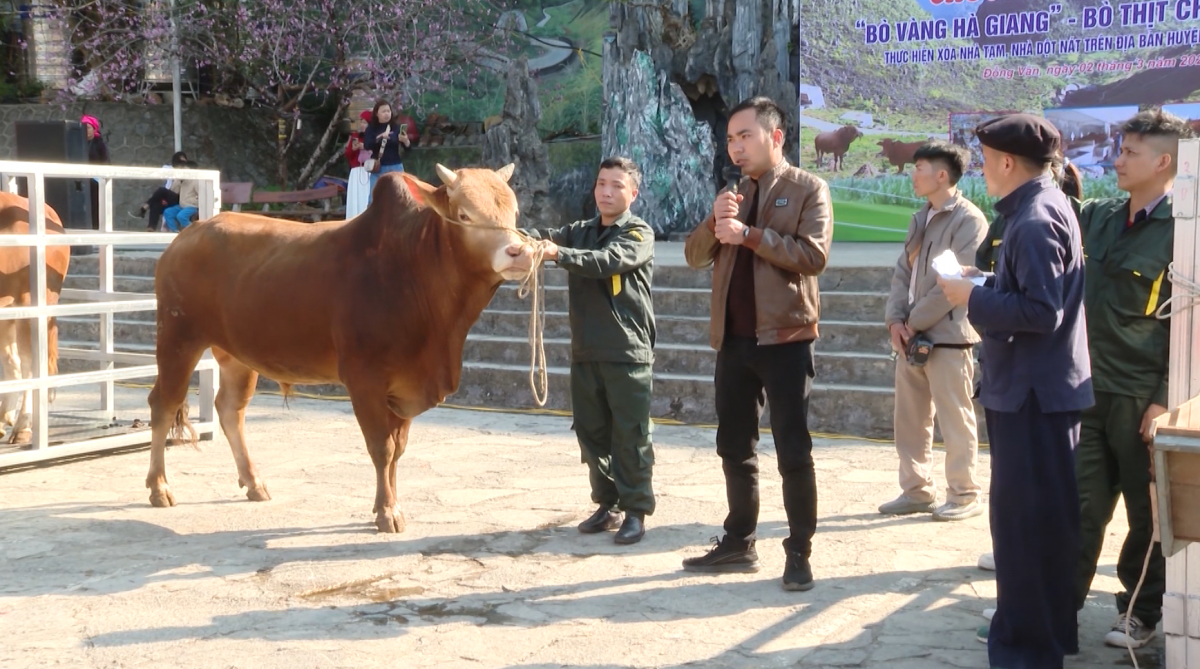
[938,112,1093,669]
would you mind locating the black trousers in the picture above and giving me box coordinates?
[987,391,1080,669]
[715,336,817,556]
[145,187,179,230]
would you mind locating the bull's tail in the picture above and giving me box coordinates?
[168,400,200,450]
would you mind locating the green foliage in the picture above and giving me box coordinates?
[0,79,43,103]
[548,137,601,173]
[414,0,608,137]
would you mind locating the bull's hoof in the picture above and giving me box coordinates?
[375,507,406,534]
[245,485,271,502]
[149,488,176,507]
[9,429,31,446]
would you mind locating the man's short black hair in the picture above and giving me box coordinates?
[729,96,786,133]
[1122,107,1195,141]
[598,156,642,189]
[913,140,970,185]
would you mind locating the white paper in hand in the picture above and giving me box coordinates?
[931,250,986,287]
[931,249,962,278]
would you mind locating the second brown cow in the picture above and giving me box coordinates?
[877,138,928,174]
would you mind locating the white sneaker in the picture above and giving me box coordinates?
[983,607,995,621]
[933,499,985,521]
[1104,615,1156,649]
[977,552,995,571]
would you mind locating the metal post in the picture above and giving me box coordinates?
[27,171,49,451]
[170,0,182,152]
[97,177,114,416]
[1165,136,1200,667]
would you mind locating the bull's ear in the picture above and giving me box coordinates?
[401,173,451,218]
[495,163,516,182]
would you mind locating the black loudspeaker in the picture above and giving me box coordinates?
[14,120,92,232]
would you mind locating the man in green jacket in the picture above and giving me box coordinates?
[1073,108,1193,649]
[524,156,657,545]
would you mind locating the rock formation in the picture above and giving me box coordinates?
[601,49,714,237]
[482,57,554,230]
[601,0,800,234]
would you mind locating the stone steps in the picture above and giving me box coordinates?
[50,252,922,439]
[450,361,897,437]
[472,310,892,353]
[489,283,890,322]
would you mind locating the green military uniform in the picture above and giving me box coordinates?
[1073,194,1173,628]
[974,213,1005,273]
[525,211,657,515]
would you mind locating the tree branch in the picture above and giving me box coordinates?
[304,145,349,191]
[297,94,350,187]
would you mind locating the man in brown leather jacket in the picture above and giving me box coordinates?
[681,96,834,591]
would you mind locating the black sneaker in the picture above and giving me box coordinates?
[782,551,814,591]
[681,536,760,573]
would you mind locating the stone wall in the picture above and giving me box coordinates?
[0,102,289,230]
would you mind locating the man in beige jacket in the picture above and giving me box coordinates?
[880,140,988,521]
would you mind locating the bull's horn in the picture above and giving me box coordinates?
[435,163,458,186]
[495,163,515,182]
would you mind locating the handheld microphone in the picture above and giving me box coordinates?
[722,165,742,195]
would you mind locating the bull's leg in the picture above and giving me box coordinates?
[0,320,20,437]
[212,347,269,502]
[389,417,411,510]
[346,385,408,533]
[145,337,207,508]
[8,319,37,445]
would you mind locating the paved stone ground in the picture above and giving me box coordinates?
[0,388,1163,668]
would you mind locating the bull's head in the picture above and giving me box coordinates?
[401,162,536,280]
[876,138,892,157]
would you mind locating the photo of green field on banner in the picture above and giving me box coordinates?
[798,0,1200,241]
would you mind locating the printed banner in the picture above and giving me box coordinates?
[799,0,1200,241]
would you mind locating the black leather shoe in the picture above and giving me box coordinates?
[578,505,623,533]
[782,551,814,591]
[614,513,645,544]
[681,536,760,573]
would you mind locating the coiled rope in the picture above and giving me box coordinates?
[1155,261,1200,320]
[514,233,549,407]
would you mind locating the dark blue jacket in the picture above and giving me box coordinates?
[968,174,1094,414]
[364,122,406,167]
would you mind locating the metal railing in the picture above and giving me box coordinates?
[0,160,222,467]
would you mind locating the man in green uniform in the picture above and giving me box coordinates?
[522,156,657,545]
[1073,108,1193,649]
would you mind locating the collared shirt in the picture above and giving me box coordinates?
[910,191,960,304]
[1128,191,1171,227]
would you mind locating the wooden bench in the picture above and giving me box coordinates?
[249,184,345,222]
[221,181,254,212]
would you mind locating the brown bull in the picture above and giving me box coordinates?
[814,124,862,171]
[877,138,927,174]
[144,164,538,532]
[0,192,68,445]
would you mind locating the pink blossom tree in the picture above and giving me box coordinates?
[48,0,507,187]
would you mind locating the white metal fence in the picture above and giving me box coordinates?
[0,160,221,467]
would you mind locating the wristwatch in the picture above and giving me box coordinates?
[742,226,750,238]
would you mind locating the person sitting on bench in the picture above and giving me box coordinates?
[135,152,191,232]
[162,155,201,232]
